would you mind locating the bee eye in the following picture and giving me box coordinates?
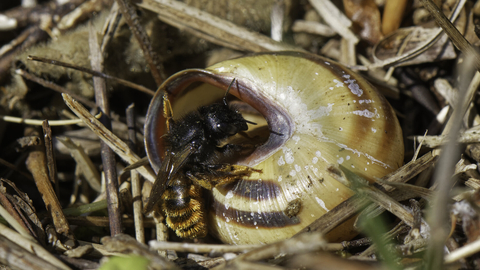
[217,123,237,135]
[216,123,227,131]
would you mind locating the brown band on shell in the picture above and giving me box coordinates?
[211,197,300,228]
[324,61,403,171]
[287,51,403,173]
[220,179,282,200]
[249,52,387,153]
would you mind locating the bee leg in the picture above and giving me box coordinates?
[217,143,256,158]
[217,143,242,155]
[186,165,262,190]
[162,91,174,131]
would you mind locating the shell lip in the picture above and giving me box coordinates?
[144,68,294,173]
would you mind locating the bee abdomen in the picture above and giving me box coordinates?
[162,183,207,238]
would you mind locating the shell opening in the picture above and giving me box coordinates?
[144,69,294,172]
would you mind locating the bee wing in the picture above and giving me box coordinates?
[143,145,197,213]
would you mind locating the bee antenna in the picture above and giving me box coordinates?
[270,129,284,136]
[223,78,236,106]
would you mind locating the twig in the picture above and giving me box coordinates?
[114,0,165,86]
[62,94,156,183]
[42,121,59,196]
[0,222,70,270]
[0,25,36,57]
[444,237,480,263]
[420,0,480,72]
[420,2,478,267]
[16,69,98,108]
[100,2,121,54]
[136,0,304,53]
[149,241,262,254]
[0,25,46,80]
[25,129,74,239]
[382,0,408,35]
[291,20,336,37]
[308,0,358,44]
[149,238,343,254]
[62,216,156,227]
[101,234,180,270]
[0,158,34,181]
[89,23,122,236]
[270,0,284,42]
[26,56,155,96]
[287,252,384,270]
[369,0,466,69]
[25,132,74,241]
[234,232,326,261]
[126,104,145,244]
[0,203,32,240]
[56,137,102,192]
[294,152,436,236]
[356,185,415,227]
[0,234,70,270]
[0,113,101,126]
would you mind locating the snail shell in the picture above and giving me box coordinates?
[145,51,404,244]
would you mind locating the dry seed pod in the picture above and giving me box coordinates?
[145,51,404,244]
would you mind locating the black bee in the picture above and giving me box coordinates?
[144,79,261,238]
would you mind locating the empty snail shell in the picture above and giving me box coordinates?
[145,51,404,244]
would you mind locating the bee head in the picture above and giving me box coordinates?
[200,104,248,138]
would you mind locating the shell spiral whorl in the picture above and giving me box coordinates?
[145,51,404,244]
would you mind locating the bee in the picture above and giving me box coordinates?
[144,79,261,239]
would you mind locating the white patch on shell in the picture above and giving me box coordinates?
[316,151,321,157]
[333,79,344,88]
[337,157,344,164]
[278,156,285,166]
[346,155,350,160]
[289,170,297,177]
[275,86,335,137]
[359,99,373,104]
[336,142,392,169]
[278,175,282,182]
[295,164,301,172]
[343,74,363,97]
[315,197,329,212]
[353,108,378,118]
[371,127,377,133]
[292,135,301,143]
[226,191,234,199]
[312,157,318,164]
[283,147,295,164]
[311,103,334,118]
